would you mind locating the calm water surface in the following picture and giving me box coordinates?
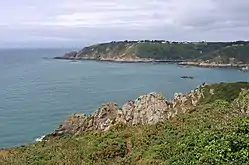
[1,49,249,148]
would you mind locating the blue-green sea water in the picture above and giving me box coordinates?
[1,49,249,148]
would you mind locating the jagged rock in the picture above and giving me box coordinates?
[117,93,171,125]
[87,103,119,131]
[47,103,119,137]
[171,86,203,115]
[46,86,205,138]
[50,113,88,136]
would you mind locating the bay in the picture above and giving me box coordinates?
[0,49,249,148]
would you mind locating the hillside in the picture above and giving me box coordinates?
[200,44,249,64]
[56,40,249,64]
[1,82,249,164]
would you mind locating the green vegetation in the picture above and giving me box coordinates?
[1,82,249,164]
[201,82,249,103]
[201,44,249,63]
[135,43,200,60]
[78,42,137,59]
[71,40,249,63]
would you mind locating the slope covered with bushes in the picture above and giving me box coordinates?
[58,41,249,64]
[1,82,249,164]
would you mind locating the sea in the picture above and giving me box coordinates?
[1,49,249,148]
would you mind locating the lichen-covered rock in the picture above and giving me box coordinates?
[171,86,204,115]
[46,86,205,138]
[117,93,171,125]
[47,103,119,137]
[87,103,120,131]
[50,113,88,136]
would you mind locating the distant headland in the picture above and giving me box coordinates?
[55,40,249,69]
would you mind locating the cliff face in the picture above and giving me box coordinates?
[47,85,205,138]
[65,42,138,61]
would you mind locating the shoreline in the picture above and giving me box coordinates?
[54,57,185,63]
[178,61,249,69]
[54,57,249,70]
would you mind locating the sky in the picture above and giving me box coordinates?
[1,0,249,48]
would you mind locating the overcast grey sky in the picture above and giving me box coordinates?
[1,0,249,48]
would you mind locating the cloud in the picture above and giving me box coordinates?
[0,0,249,48]
[23,0,172,28]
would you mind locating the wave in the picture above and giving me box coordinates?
[35,135,46,142]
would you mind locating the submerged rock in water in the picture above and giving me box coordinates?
[181,76,194,79]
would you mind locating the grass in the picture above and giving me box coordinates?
[201,82,249,103]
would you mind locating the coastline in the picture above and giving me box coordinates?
[178,61,249,69]
[54,56,186,63]
[54,56,249,70]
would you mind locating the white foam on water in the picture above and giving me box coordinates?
[35,135,46,142]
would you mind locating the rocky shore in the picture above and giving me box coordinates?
[55,55,249,69]
[54,56,185,63]
[45,84,205,139]
[179,61,249,68]
[54,52,249,68]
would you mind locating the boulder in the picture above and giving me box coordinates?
[117,93,171,125]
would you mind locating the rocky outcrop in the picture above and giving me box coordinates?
[52,114,88,136]
[172,86,204,115]
[179,61,248,68]
[45,85,206,139]
[117,93,171,125]
[48,103,120,137]
[55,51,78,60]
